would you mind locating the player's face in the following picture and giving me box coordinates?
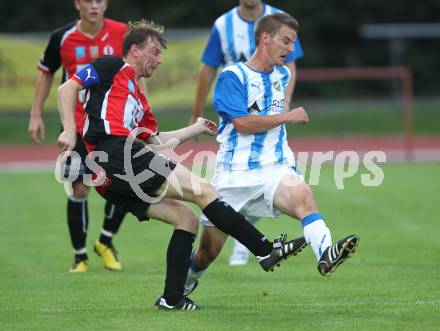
[137,38,163,78]
[239,0,261,10]
[265,25,296,66]
[75,0,107,24]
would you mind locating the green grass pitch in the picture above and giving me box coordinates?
[1,164,439,330]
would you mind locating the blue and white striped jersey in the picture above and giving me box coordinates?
[202,3,303,68]
[213,62,296,171]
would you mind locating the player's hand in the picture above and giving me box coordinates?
[189,113,200,125]
[195,117,217,136]
[285,107,309,124]
[189,113,203,141]
[28,113,46,143]
[57,130,76,153]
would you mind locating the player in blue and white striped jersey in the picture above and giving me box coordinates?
[190,0,304,265]
[214,62,296,171]
[184,13,359,294]
[190,0,303,124]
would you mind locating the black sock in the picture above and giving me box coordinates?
[99,201,127,247]
[163,229,195,306]
[67,197,89,261]
[202,199,272,257]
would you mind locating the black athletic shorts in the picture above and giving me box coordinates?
[90,136,177,222]
[61,133,91,183]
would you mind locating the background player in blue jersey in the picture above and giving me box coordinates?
[189,0,304,265]
[184,13,359,296]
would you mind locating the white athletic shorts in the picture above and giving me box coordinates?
[200,163,303,227]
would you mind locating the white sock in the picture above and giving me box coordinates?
[302,215,332,261]
[185,251,207,288]
[231,239,248,256]
[230,217,258,260]
[185,267,206,288]
[101,229,114,238]
[73,247,87,255]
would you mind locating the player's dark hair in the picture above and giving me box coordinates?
[255,13,299,46]
[123,19,167,56]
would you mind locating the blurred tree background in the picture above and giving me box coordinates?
[0,0,438,143]
[0,0,439,95]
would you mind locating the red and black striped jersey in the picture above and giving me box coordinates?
[72,56,158,147]
[38,18,127,133]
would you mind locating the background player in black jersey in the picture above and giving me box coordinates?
[29,0,128,272]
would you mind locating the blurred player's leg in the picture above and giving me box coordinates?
[229,240,249,266]
[67,181,89,272]
[228,217,259,266]
[184,226,228,296]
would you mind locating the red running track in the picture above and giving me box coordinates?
[1,135,440,168]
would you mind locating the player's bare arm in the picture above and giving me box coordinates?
[29,71,55,143]
[148,117,217,150]
[231,107,309,134]
[284,61,297,111]
[190,64,218,124]
[57,79,83,152]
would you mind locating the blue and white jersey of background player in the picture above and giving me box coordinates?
[202,3,303,68]
[213,62,296,171]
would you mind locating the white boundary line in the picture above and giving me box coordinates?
[0,161,55,173]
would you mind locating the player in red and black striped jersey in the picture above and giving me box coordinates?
[29,0,128,273]
[72,56,159,146]
[57,19,308,311]
[36,17,126,134]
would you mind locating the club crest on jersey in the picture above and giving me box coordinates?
[273,81,281,92]
[128,80,135,93]
[75,46,86,59]
[89,46,99,59]
[103,45,114,55]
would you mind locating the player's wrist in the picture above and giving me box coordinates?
[191,107,203,118]
[30,110,42,117]
[63,126,76,134]
[192,120,204,134]
[279,112,290,124]
[191,119,207,136]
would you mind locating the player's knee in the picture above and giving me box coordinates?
[293,183,318,218]
[194,183,219,208]
[72,182,89,199]
[176,205,199,234]
[162,200,198,234]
